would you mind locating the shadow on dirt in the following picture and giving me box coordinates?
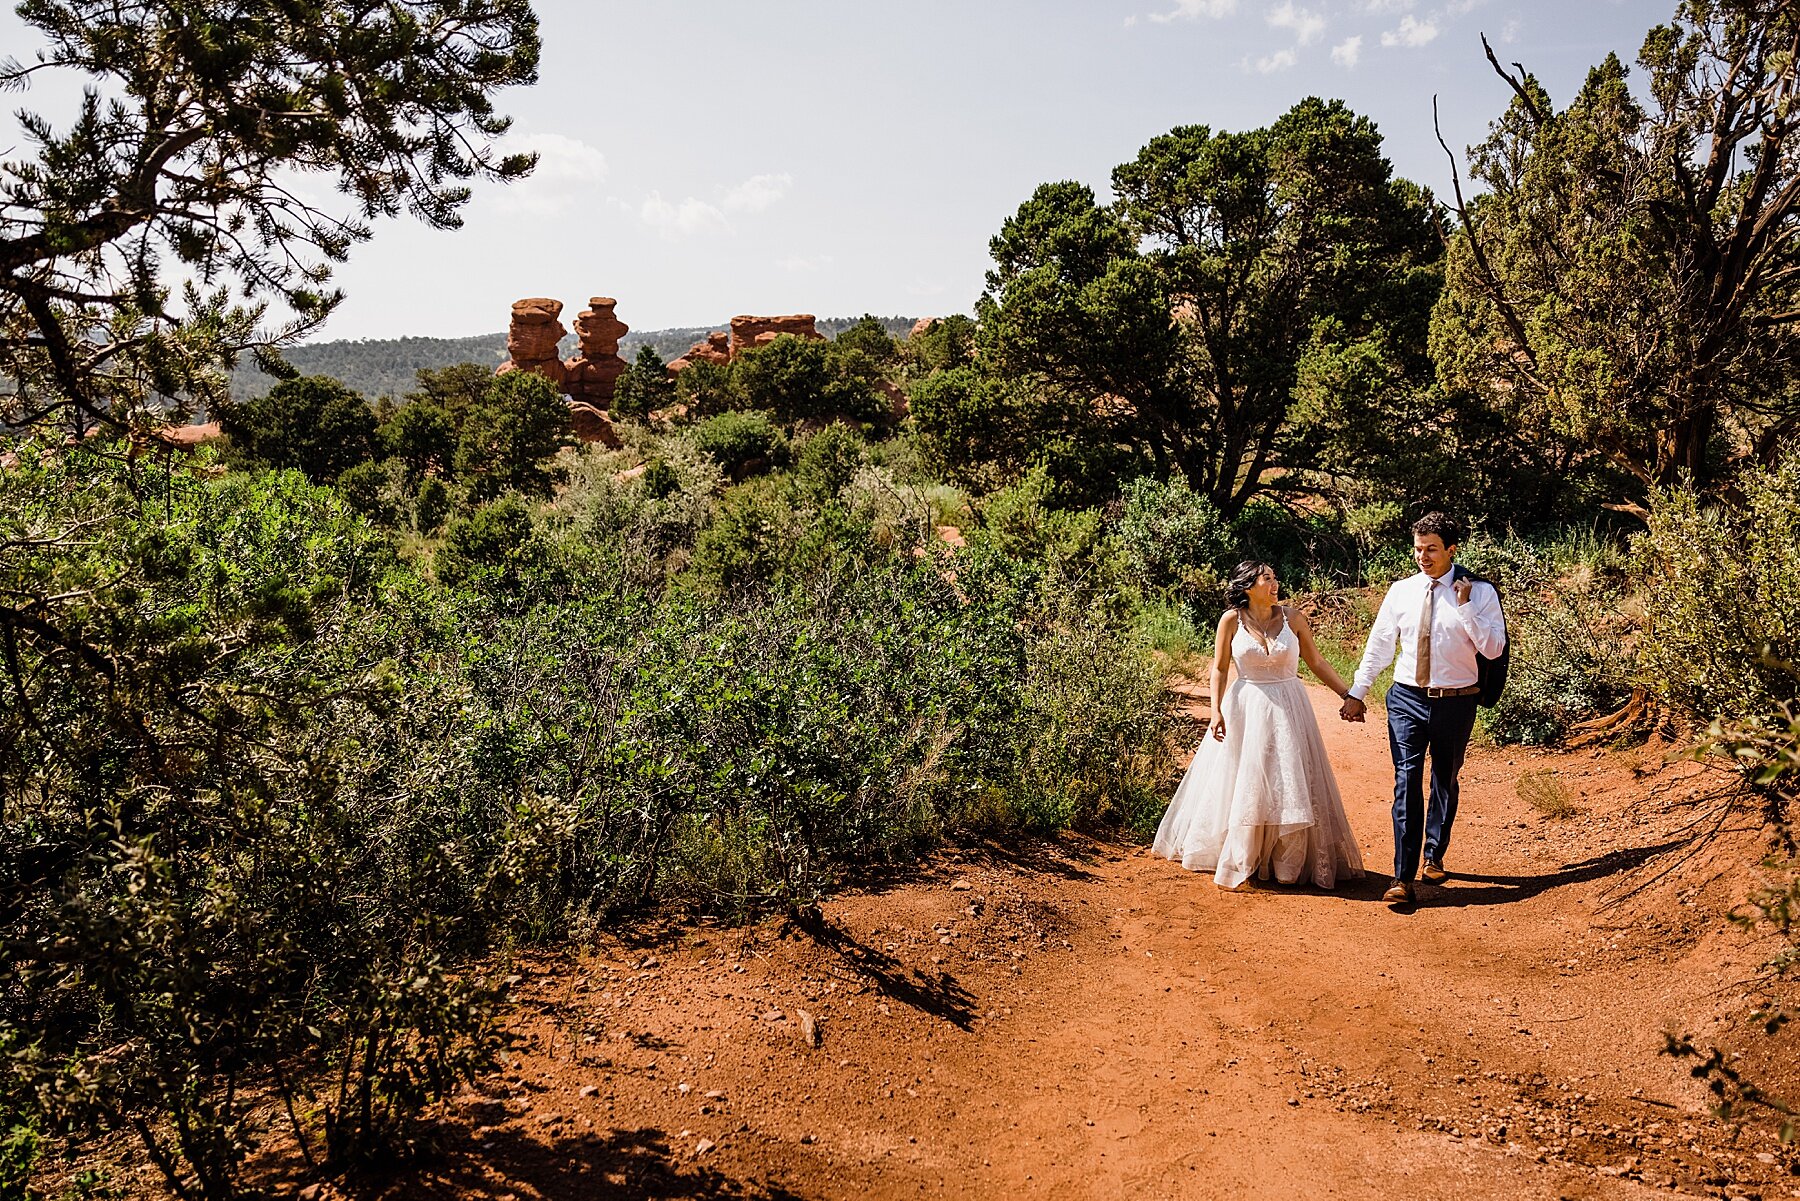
[354,1125,812,1201]
[789,908,979,1029]
[1421,837,1691,908]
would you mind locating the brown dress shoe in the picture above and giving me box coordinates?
[1382,879,1415,904]
[1421,859,1448,883]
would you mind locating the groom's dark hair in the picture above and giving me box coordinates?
[1411,511,1461,547]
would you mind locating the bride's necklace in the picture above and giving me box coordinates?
[1242,604,1283,648]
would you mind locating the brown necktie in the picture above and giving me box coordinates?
[1416,578,1435,687]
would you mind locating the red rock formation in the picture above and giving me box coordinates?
[499,297,568,387]
[909,317,940,340]
[729,314,822,356]
[668,331,731,373]
[564,297,630,407]
[568,402,622,449]
[153,421,225,448]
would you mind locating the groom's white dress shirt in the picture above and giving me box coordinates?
[1348,570,1507,701]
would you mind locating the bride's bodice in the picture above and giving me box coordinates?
[1231,611,1300,683]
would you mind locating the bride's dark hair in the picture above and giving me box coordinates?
[1224,560,1275,610]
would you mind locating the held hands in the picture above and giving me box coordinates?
[1338,695,1366,723]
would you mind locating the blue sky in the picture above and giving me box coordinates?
[4,0,1671,340]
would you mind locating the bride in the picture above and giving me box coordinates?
[1153,561,1365,890]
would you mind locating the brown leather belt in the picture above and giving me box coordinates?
[1422,685,1482,698]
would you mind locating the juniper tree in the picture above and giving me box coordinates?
[0,0,540,431]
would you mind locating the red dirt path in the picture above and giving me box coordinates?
[362,684,1797,1201]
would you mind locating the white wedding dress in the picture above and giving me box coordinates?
[1152,611,1365,890]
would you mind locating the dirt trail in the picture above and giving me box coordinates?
[385,684,1798,1201]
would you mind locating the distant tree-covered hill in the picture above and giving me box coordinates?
[230,315,922,401]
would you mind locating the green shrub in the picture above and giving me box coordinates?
[415,474,452,533]
[1460,536,1637,745]
[689,410,789,478]
[435,493,538,587]
[455,369,572,502]
[0,446,508,1199]
[378,399,456,479]
[686,478,806,593]
[902,313,976,375]
[672,357,740,417]
[1114,475,1230,603]
[612,345,677,422]
[337,455,411,526]
[1009,592,1178,835]
[794,422,867,503]
[221,374,376,482]
[641,456,680,499]
[1639,454,1800,726]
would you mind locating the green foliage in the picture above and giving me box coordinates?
[793,423,868,504]
[732,335,885,425]
[1432,3,1800,502]
[689,411,789,478]
[415,475,452,534]
[902,314,977,375]
[833,314,899,366]
[1009,591,1178,835]
[1457,535,1637,744]
[673,357,740,417]
[612,345,677,422]
[975,100,1441,516]
[0,445,511,1199]
[909,366,1046,493]
[1638,453,1800,726]
[454,370,572,502]
[435,494,539,589]
[1113,475,1229,601]
[0,0,540,429]
[336,456,412,526]
[381,400,457,479]
[641,456,681,500]
[221,374,376,482]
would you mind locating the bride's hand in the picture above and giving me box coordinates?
[1209,716,1227,741]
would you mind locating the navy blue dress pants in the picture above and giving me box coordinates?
[1386,682,1480,882]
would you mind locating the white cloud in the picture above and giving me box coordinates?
[1360,0,1415,11]
[1380,13,1439,46]
[1147,0,1237,23]
[487,132,608,216]
[1331,34,1364,66]
[1268,1,1325,44]
[639,192,729,239]
[722,172,793,214]
[776,253,833,274]
[1499,15,1521,43]
[1255,47,1299,72]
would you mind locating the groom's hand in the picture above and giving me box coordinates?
[1454,576,1473,605]
[1339,696,1366,723]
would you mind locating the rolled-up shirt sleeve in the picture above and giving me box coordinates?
[1454,581,1507,658]
[1349,583,1401,700]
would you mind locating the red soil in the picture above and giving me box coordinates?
[328,686,1800,1199]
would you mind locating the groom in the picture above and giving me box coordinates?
[1339,513,1507,905]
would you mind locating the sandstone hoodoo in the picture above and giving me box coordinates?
[497,296,567,388]
[564,297,630,407]
[667,330,731,373]
[728,313,823,355]
[909,316,940,340]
